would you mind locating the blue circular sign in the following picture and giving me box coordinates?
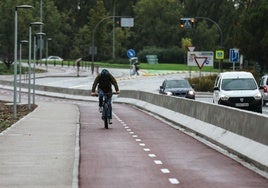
[127,49,136,58]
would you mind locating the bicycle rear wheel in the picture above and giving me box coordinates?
[103,103,109,129]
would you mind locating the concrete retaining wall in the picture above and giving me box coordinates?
[119,90,268,146]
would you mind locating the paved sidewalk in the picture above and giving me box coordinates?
[0,102,80,188]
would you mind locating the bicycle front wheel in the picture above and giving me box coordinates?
[103,103,109,129]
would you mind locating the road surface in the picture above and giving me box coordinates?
[79,102,268,187]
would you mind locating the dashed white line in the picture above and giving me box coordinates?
[169,178,180,184]
[116,116,181,186]
[154,160,163,164]
[161,169,170,173]
[148,154,156,158]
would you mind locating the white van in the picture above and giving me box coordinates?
[213,71,262,113]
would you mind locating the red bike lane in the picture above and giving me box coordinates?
[79,102,268,188]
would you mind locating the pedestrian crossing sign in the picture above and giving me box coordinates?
[215,50,224,60]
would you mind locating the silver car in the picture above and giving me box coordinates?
[159,78,195,99]
[259,75,268,106]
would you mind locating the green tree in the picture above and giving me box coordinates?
[133,0,183,49]
[182,0,238,51]
[0,0,34,68]
[235,0,268,70]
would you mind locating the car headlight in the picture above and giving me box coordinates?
[188,90,195,95]
[254,92,262,100]
[166,91,173,96]
[220,94,229,101]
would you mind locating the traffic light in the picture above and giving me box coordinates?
[180,18,195,29]
[180,19,184,28]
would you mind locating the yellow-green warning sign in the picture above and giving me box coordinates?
[215,50,224,60]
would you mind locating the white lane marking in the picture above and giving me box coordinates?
[154,160,163,164]
[132,135,138,138]
[148,154,156,158]
[143,148,151,151]
[115,114,181,186]
[169,178,180,184]
[161,169,170,173]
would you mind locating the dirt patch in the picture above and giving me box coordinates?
[0,101,37,132]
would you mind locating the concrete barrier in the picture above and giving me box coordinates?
[118,90,268,172]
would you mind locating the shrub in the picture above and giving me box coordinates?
[188,74,217,92]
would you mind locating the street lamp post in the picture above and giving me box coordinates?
[13,4,33,118]
[112,0,117,59]
[28,22,43,110]
[40,0,43,64]
[194,17,224,72]
[46,38,52,70]
[33,32,46,104]
[19,40,28,103]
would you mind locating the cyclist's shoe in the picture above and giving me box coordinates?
[99,106,103,113]
[109,119,113,124]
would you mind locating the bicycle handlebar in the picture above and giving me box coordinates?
[91,92,119,97]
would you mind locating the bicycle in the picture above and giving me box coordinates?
[93,92,117,129]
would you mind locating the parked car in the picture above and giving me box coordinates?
[259,74,268,106]
[159,78,195,99]
[213,71,262,113]
[41,56,63,62]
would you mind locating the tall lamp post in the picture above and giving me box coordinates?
[14,4,33,118]
[19,40,28,103]
[28,22,43,110]
[33,32,46,105]
[112,0,117,59]
[46,38,52,70]
[195,17,223,72]
[39,0,43,64]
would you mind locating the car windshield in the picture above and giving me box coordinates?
[165,80,190,88]
[221,78,257,90]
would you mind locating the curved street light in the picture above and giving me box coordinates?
[28,22,43,109]
[46,38,52,70]
[194,17,224,72]
[33,32,46,104]
[19,40,28,103]
[14,4,33,118]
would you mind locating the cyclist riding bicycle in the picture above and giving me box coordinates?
[90,69,120,124]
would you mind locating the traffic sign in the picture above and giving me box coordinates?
[194,57,208,69]
[187,51,214,68]
[127,49,136,58]
[187,46,195,52]
[215,50,224,60]
[229,48,239,62]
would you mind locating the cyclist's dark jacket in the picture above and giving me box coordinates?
[91,73,119,93]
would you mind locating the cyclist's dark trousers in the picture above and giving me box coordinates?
[99,90,112,119]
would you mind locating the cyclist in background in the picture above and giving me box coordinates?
[91,69,120,124]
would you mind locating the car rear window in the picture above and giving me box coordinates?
[166,80,190,88]
[221,78,257,90]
